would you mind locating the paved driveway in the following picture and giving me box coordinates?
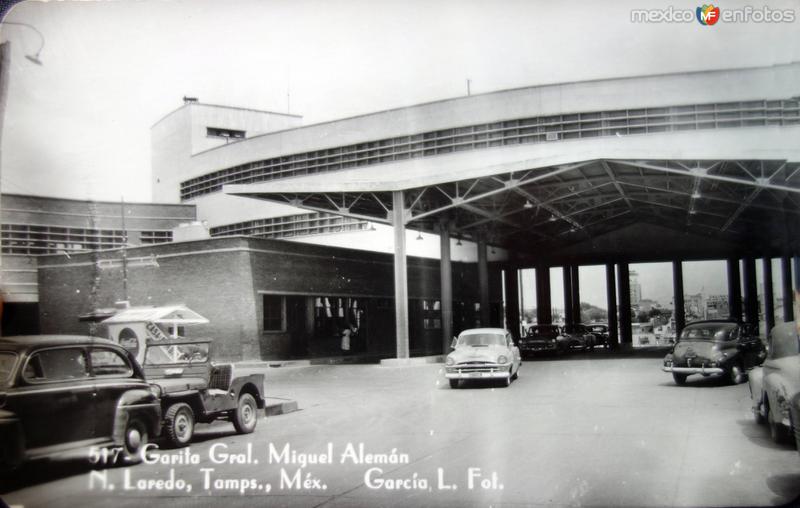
[3,357,799,507]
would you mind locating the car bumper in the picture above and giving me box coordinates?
[662,366,724,375]
[519,343,557,352]
[445,366,511,379]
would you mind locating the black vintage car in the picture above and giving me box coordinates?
[558,324,597,352]
[588,324,613,348]
[0,336,161,470]
[519,324,561,356]
[662,320,766,385]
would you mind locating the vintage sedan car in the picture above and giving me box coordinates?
[557,324,596,352]
[748,321,798,445]
[142,339,265,447]
[445,328,521,388]
[519,324,561,356]
[663,320,766,385]
[0,336,161,470]
[588,324,613,348]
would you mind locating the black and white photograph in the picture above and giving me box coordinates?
[1,0,799,506]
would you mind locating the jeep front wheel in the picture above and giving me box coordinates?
[164,403,195,447]
[232,393,258,434]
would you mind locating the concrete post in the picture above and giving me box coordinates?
[763,258,775,334]
[537,265,552,325]
[504,266,520,341]
[618,263,632,345]
[727,258,742,322]
[673,261,685,337]
[391,191,409,359]
[477,236,490,326]
[562,266,573,325]
[570,265,581,323]
[606,263,618,345]
[742,257,759,327]
[781,256,794,322]
[439,223,453,354]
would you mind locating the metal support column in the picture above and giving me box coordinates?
[763,258,775,334]
[477,236,490,326]
[618,263,632,345]
[563,266,573,326]
[727,258,742,322]
[742,257,759,327]
[439,223,453,353]
[781,256,794,322]
[537,265,552,325]
[606,263,618,345]
[570,265,581,324]
[504,266,520,341]
[391,191,409,359]
[673,261,685,337]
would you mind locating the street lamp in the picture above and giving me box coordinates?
[1,21,45,65]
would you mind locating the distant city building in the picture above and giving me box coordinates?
[705,294,729,319]
[629,270,642,306]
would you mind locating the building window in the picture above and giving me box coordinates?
[263,295,284,332]
[207,127,246,140]
[423,299,441,330]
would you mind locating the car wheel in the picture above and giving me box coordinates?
[511,367,519,381]
[232,393,258,434]
[502,369,512,387]
[449,379,459,389]
[164,403,195,448]
[754,397,767,425]
[121,417,148,463]
[728,364,745,385]
[767,399,791,445]
[673,372,688,386]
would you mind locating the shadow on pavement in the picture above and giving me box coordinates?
[766,474,800,505]
[737,419,799,451]
[0,458,93,494]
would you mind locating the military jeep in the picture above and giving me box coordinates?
[142,339,265,447]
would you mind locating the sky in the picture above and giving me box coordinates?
[1,0,798,306]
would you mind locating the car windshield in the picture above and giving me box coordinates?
[0,352,17,387]
[679,323,737,342]
[144,343,209,365]
[458,333,505,347]
[591,326,607,332]
[530,326,559,336]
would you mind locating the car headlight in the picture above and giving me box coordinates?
[445,356,455,366]
[149,383,162,399]
[497,355,508,364]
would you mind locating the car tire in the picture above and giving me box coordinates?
[164,403,195,448]
[754,397,767,425]
[728,364,745,385]
[449,379,459,389]
[121,417,148,463]
[502,369,512,387]
[767,399,792,445]
[511,368,519,381]
[231,393,258,434]
[673,372,688,386]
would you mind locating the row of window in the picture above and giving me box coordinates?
[180,99,800,200]
[0,223,173,255]
[210,213,367,240]
[262,295,482,333]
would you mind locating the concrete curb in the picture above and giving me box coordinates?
[264,397,299,417]
[380,355,444,366]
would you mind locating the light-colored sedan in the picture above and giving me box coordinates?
[748,321,799,445]
[445,328,521,388]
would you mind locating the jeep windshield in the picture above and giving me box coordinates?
[0,352,17,388]
[679,323,737,342]
[458,334,505,347]
[144,343,209,365]
[529,326,559,337]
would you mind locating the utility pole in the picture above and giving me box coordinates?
[120,197,129,302]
